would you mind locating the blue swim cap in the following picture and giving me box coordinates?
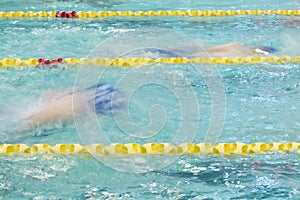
[87,83,121,115]
[258,46,278,53]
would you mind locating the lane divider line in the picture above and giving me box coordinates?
[0,10,299,19]
[0,56,300,68]
[0,142,299,156]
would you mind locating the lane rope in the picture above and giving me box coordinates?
[1,56,300,68]
[0,142,299,157]
[0,10,299,18]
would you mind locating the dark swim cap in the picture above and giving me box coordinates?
[86,83,120,115]
[258,46,278,53]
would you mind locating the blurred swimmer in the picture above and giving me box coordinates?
[204,42,277,57]
[146,42,278,58]
[20,83,123,132]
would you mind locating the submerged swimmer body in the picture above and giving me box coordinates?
[146,42,277,58]
[204,42,277,57]
[22,84,121,132]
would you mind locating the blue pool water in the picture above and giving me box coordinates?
[0,0,300,199]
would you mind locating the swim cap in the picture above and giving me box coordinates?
[87,83,122,115]
[258,46,278,53]
[254,46,278,55]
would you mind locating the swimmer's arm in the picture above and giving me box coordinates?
[26,93,88,129]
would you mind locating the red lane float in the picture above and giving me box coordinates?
[55,11,76,18]
[37,58,63,68]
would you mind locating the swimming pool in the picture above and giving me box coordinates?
[0,0,300,199]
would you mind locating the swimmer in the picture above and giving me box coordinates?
[19,83,122,132]
[205,42,277,57]
[147,42,278,58]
